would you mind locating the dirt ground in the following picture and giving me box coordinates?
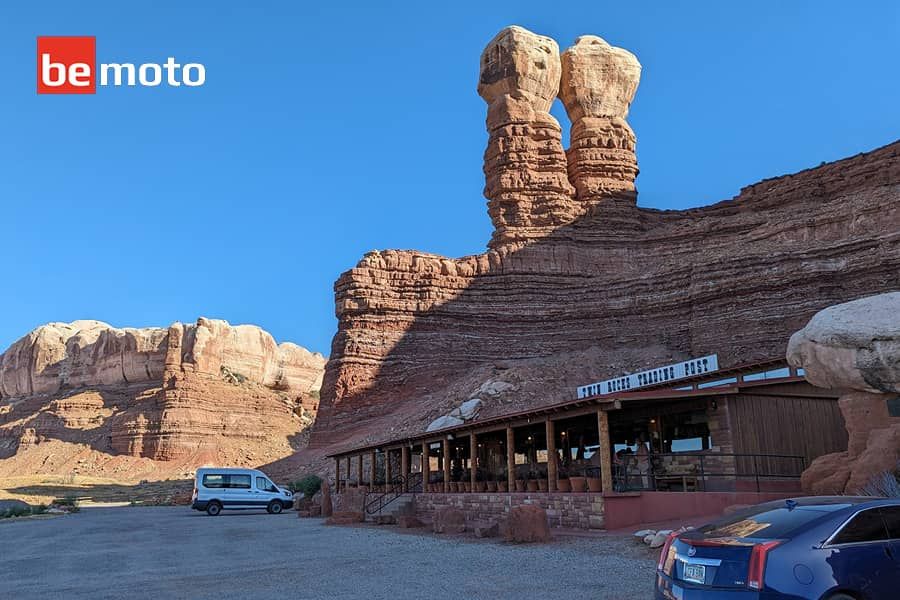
[0,475,192,506]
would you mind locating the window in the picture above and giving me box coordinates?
[878,506,900,540]
[701,506,835,539]
[256,477,277,492]
[227,474,251,489]
[832,509,889,544]
[202,474,225,489]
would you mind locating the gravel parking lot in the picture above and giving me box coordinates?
[0,507,657,599]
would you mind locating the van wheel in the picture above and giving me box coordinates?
[826,595,857,600]
[206,501,222,516]
[267,501,283,515]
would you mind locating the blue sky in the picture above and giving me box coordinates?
[1,1,898,356]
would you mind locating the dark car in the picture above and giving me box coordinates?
[655,496,900,599]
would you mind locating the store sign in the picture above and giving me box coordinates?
[576,354,719,399]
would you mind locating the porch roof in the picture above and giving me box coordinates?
[326,357,810,459]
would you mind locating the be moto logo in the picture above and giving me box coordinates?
[37,36,205,94]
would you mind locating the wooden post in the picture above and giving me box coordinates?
[469,432,477,491]
[386,449,393,487]
[421,441,430,492]
[401,445,409,492]
[546,419,557,492]
[370,451,377,491]
[597,409,613,493]
[506,426,515,492]
[357,454,363,489]
[442,438,451,493]
[345,456,351,488]
[335,457,341,493]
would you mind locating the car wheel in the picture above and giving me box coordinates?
[827,594,857,600]
[206,501,222,516]
[267,500,283,515]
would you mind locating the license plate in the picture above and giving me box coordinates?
[683,563,706,584]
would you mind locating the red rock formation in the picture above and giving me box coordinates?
[0,318,325,478]
[307,26,900,463]
[788,293,900,494]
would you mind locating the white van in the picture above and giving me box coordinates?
[191,467,294,516]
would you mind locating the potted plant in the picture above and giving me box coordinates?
[474,470,486,493]
[486,475,497,492]
[586,466,602,492]
[526,471,539,492]
[449,481,458,493]
[515,478,526,492]
[557,465,572,492]
[569,469,587,493]
[497,479,508,492]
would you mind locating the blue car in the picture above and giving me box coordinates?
[655,496,900,599]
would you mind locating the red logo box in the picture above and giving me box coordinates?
[37,36,96,94]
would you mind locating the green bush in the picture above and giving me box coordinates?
[288,475,322,498]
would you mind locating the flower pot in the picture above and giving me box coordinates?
[497,481,508,492]
[569,476,587,492]
[449,482,458,493]
[515,480,526,492]
[463,482,472,493]
[486,481,497,492]
[526,480,539,492]
[474,482,486,492]
[587,477,602,493]
[557,478,571,492]
[538,479,548,492]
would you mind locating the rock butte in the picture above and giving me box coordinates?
[788,293,900,494]
[296,26,899,474]
[0,318,326,478]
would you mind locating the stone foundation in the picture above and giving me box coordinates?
[414,492,605,530]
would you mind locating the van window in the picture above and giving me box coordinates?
[202,474,226,489]
[256,477,277,492]
[227,474,251,489]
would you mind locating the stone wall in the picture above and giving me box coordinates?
[414,492,604,530]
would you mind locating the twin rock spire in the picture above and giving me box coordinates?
[478,26,642,247]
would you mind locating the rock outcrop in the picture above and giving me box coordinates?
[0,318,325,478]
[788,293,900,494]
[304,25,900,465]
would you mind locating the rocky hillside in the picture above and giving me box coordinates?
[297,26,900,469]
[0,318,325,479]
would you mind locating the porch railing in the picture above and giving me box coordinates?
[614,452,806,493]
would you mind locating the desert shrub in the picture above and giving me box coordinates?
[54,495,81,512]
[288,475,322,498]
[859,465,900,497]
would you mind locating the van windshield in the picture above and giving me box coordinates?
[256,477,277,492]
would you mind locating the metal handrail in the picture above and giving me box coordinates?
[363,472,422,515]
[615,451,806,493]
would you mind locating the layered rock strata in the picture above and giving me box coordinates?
[310,25,900,458]
[0,318,325,472]
[788,293,900,494]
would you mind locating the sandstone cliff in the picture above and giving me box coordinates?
[0,318,325,479]
[301,26,900,466]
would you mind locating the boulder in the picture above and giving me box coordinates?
[649,530,673,548]
[320,481,333,517]
[474,520,500,538]
[458,398,483,420]
[787,292,900,393]
[426,415,464,432]
[504,505,550,543]
[788,293,900,493]
[324,510,364,526]
[396,515,423,528]
[433,506,466,534]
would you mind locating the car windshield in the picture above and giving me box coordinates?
[697,504,846,539]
